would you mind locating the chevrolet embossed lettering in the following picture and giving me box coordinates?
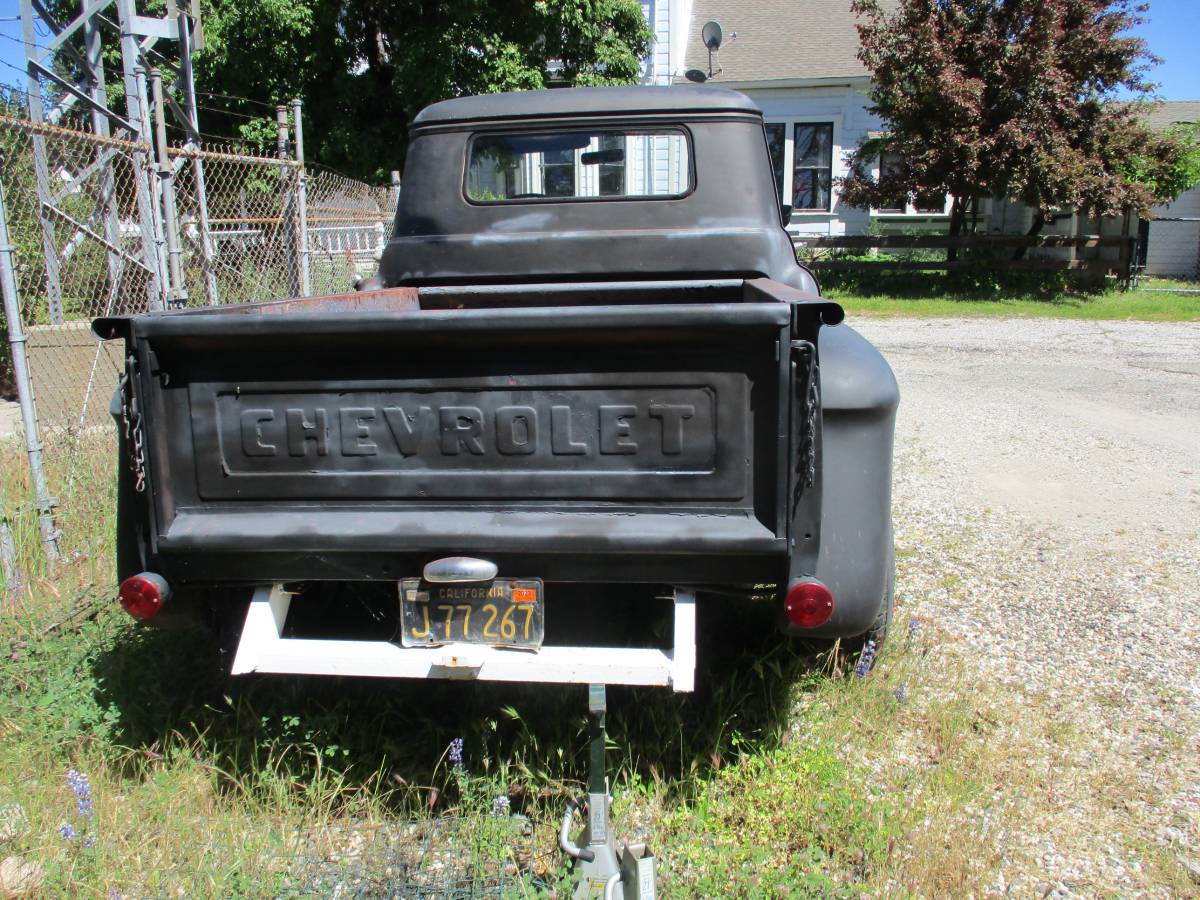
[194,379,747,502]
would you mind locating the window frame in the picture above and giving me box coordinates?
[541,145,577,198]
[869,149,952,218]
[791,122,835,213]
[463,126,696,205]
[764,122,786,206]
[762,115,842,218]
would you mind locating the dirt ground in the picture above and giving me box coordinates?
[855,316,1200,895]
[0,400,17,440]
[862,317,1199,544]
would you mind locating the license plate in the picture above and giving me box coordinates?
[398,578,544,649]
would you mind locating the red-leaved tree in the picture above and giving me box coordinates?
[840,0,1190,238]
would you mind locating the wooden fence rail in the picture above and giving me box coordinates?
[792,233,1136,283]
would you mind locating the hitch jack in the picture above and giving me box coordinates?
[560,684,656,899]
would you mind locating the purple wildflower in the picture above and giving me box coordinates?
[66,769,94,817]
[83,837,97,849]
[448,737,464,769]
[491,796,510,816]
[58,822,76,841]
[908,617,919,637]
[854,639,877,678]
[66,769,88,797]
[107,890,125,900]
[894,682,909,703]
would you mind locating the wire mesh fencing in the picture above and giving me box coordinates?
[0,114,160,433]
[168,142,303,306]
[167,145,397,308]
[306,168,398,295]
[0,108,397,551]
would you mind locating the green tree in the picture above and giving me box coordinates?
[840,0,1191,239]
[48,0,653,182]
[1122,123,1200,201]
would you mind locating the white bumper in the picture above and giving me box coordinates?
[230,583,697,692]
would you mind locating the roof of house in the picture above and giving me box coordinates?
[412,85,759,126]
[1142,101,1200,131]
[678,0,894,85]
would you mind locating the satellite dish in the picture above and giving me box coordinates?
[702,20,723,51]
[684,69,709,83]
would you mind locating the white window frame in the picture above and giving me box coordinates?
[869,151,953,218]
[764,115,843,218]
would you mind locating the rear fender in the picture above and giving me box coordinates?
[797,324,898,637]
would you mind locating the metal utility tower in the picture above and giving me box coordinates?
[17,0,215,309]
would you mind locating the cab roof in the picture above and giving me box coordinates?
[411,85,762,127]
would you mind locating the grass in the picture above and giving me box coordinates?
[824,276,1200,321]
[0,437,1158,896]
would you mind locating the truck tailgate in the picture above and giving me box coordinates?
[111,288,832,584]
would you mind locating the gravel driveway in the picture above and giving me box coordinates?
[855,317,1200,896]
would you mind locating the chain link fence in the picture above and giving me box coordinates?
[306,168,397,295]
[167,146,396,306]
[0,107,397,554]
[1,116,159,431]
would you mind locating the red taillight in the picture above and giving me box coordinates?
[118,573,169,620]
[784,579,835,629]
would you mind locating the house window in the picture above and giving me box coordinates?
[542,147,576,197]
[597,133,625,196]
[877,150,906,214]
[914,190,948,214]
[875,149,949,215]
[764,123,785,202]
[793,123,833,211]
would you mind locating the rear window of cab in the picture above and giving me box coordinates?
[466,129,692,202]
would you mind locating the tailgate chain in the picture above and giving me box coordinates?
[120,355,147,494]
[794,341,818,493]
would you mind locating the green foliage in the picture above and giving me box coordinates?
[1122,122,1200,200]
[235,116,284,157]
[44,0,653,181]
[822,265,1088,301]
[0,310,12,398]
[842,0,1193,228]
[661,740,901,896]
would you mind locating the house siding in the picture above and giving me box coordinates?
[1145,187,1200,278]
[641,0,678,85]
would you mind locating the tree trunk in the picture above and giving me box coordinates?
[947,196,966,262]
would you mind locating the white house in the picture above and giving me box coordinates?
[641,0,696,86]
[669,0,948,238]
[642,0,1198,277]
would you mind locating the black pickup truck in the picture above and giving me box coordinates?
[95,86,898,691]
